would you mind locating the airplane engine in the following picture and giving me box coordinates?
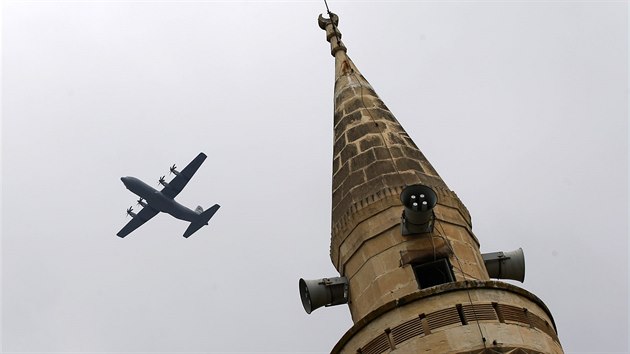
[126,206,137,218]
[158,176,169,187]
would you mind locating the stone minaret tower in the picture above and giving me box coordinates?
[315,13,563,354]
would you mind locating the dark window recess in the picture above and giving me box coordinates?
[412,258,455,289]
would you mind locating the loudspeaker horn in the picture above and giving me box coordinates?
[299,277,348,314]
[482,248,525,282]
[400,184,438,235]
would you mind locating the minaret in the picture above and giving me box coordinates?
[308,13,564,354]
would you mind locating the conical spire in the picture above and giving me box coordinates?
[320,12,480,320]
[319,14,455,235]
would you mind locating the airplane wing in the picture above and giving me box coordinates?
[116,206,160,238]
[161,152,207,199]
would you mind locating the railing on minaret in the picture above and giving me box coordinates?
[300,12,564,354]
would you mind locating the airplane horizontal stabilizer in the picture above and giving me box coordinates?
[183,204,220,238]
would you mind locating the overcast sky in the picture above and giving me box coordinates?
[2,1,628,353]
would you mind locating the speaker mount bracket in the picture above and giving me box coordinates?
[401,210,435,235]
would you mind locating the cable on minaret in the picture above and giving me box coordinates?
[322,0,342,48]
[321,0,406,186]
[436,220,488,349]
[323,0,332,14]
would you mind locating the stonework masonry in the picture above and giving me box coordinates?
[318,13,563,354]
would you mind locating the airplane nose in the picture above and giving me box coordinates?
[121,177,129,185]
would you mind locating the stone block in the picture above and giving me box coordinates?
[350,271,379,310]
[343,170,367,199]
[347,176,385,204]
[420,160,440,177]
[354,94,374,107]
[375,266,416,297]
[365,160,397,180]
[381,119,403,133]
[341,211,401,273]
[340,143,358,164]
[362,85,378,98]
[386,132,408,146]
[332,185,342,209]
[347,122,377,143]
[401,134,419,149]
[332,156,340,174]
[350,149,376,173]
[372,146,392,160]
[335,86,359,109]
[334,133,347,156]
[333,191,353,222]
[332,162,350,189]
[399,145,425,160]
[372,107,397,123]
[343,98,365,115]
[380,172,406,189]
[333,109,342,126]
[396,170,423,186]
[394,157,424,173]
[335,110,364,133]
[400,236,452,265]
[359,134,386,152]
[435,205,470,229]
[418,174,448,188]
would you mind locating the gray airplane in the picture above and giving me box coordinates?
[117,152,220,238]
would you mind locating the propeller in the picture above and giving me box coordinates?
[126,206,134,217]
[158,175,167,187]
[169,164,179,175]
[136,198,146,207]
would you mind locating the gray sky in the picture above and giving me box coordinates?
[2,1,627,353]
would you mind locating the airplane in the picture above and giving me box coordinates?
[117,152,220,238]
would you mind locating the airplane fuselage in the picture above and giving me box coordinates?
[121,176,198,222]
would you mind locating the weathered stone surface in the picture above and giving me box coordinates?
[380,172,406,188]
[394,157,424,173]
[334,134,347,156]
[385,132,408,146]
[335,86,359,108]
[339,143,358,164]
[399,145,425,160]
[343,170,367,197]
[333,191,353,222]
[335,110,364,133]
[332,185,342,209]
[372,146,392,160]
[350,149,376,173]
[347,122,377,143]
[402,134,419,149]
[365,160,397,181]
[320,13,562,354]
[347,177,386,206]
[343,98,365,115]
[331,283,563,354]
[359,135,386,152]
[332,156,341,174]
[372,107,397,123]
[333,162,350,187]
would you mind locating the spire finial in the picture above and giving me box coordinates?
[318,13,347,57]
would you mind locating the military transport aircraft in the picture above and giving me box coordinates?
[117,152,220,238]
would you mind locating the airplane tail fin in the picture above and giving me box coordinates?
[183,204,220,238]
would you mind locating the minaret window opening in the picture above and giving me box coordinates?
[412,258,455,289]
